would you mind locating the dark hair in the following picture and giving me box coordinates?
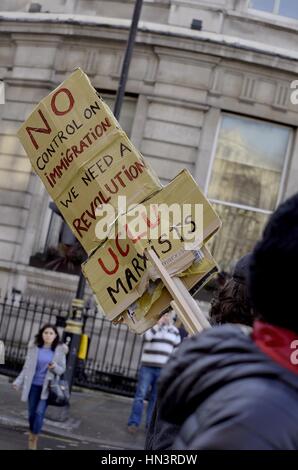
[249,193,298,333]
[210,277,253,326]
[34,324,60,350]
[210,253,254,326]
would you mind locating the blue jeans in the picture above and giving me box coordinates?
[128,366,161,428]
[28,384,48,434]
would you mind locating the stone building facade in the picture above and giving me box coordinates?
[0,0,298,302]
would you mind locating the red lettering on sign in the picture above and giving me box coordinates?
[26,110,51,150]
[51,87,75,116]
[115,234,129,257]
[98,248,119,275]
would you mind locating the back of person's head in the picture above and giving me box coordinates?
[249,193,298,333]
[210,253,254,326]
[158,312,173,327]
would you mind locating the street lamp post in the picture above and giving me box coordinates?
[113,0,144,120]
[63,0,144,391]
[48,201,86,391]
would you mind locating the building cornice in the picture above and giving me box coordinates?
[0,12,298,66]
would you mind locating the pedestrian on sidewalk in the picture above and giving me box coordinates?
[13,324,68,450]
[127,312,181,434]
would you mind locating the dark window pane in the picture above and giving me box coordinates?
[100,93,137,137]
[208,115,290,211]
[208,203,269,271]
[279,0,298,19]
[250,0,275,12]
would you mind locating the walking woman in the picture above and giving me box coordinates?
[13,324,68,449]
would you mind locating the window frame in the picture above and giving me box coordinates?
[247,0,298,21]
[205,112,293,215]
[97,89,138,138]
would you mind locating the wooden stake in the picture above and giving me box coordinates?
[172,276,210,330]
[170,301,197,335]
[146,248,210,334]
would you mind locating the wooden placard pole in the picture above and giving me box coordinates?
[169,301,197,335]
[146,249,211,335]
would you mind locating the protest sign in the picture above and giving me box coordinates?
[55,131,161,253]
[18,68,222,334]
[17,68,161,253]
[82,170,221,320]
[117,245,218,334]
[18,69,120,198]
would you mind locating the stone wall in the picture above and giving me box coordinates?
[0,3,297,298]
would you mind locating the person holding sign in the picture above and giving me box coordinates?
[127,312,181,434]
[146,253,254,450]
[153,194,298,450]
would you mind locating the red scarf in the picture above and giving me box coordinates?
[253,320,298,375]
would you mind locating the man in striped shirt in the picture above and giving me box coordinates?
[127,312,181,433]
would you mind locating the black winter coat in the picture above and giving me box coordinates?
[146,325,298,450]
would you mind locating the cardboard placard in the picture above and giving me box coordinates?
[117,245,218,334]
[17,68,222,335]
[55,131,161,253]
[83,170,221,320]
[17,68,161,253]
[18,69,120,199]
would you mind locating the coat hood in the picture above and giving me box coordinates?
[158,324,298,425]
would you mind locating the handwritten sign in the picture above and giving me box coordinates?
[55,131,161,253]
[83,170,221,320]
[119,245,218,334]
[17,68,222,334]
[18,69,161,253]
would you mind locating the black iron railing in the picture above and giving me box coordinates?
[0,294,143,397]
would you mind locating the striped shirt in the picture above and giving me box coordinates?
[141,324,181,368]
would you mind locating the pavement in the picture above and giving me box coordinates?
[0,424,107,450]
[0,374,146,450]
